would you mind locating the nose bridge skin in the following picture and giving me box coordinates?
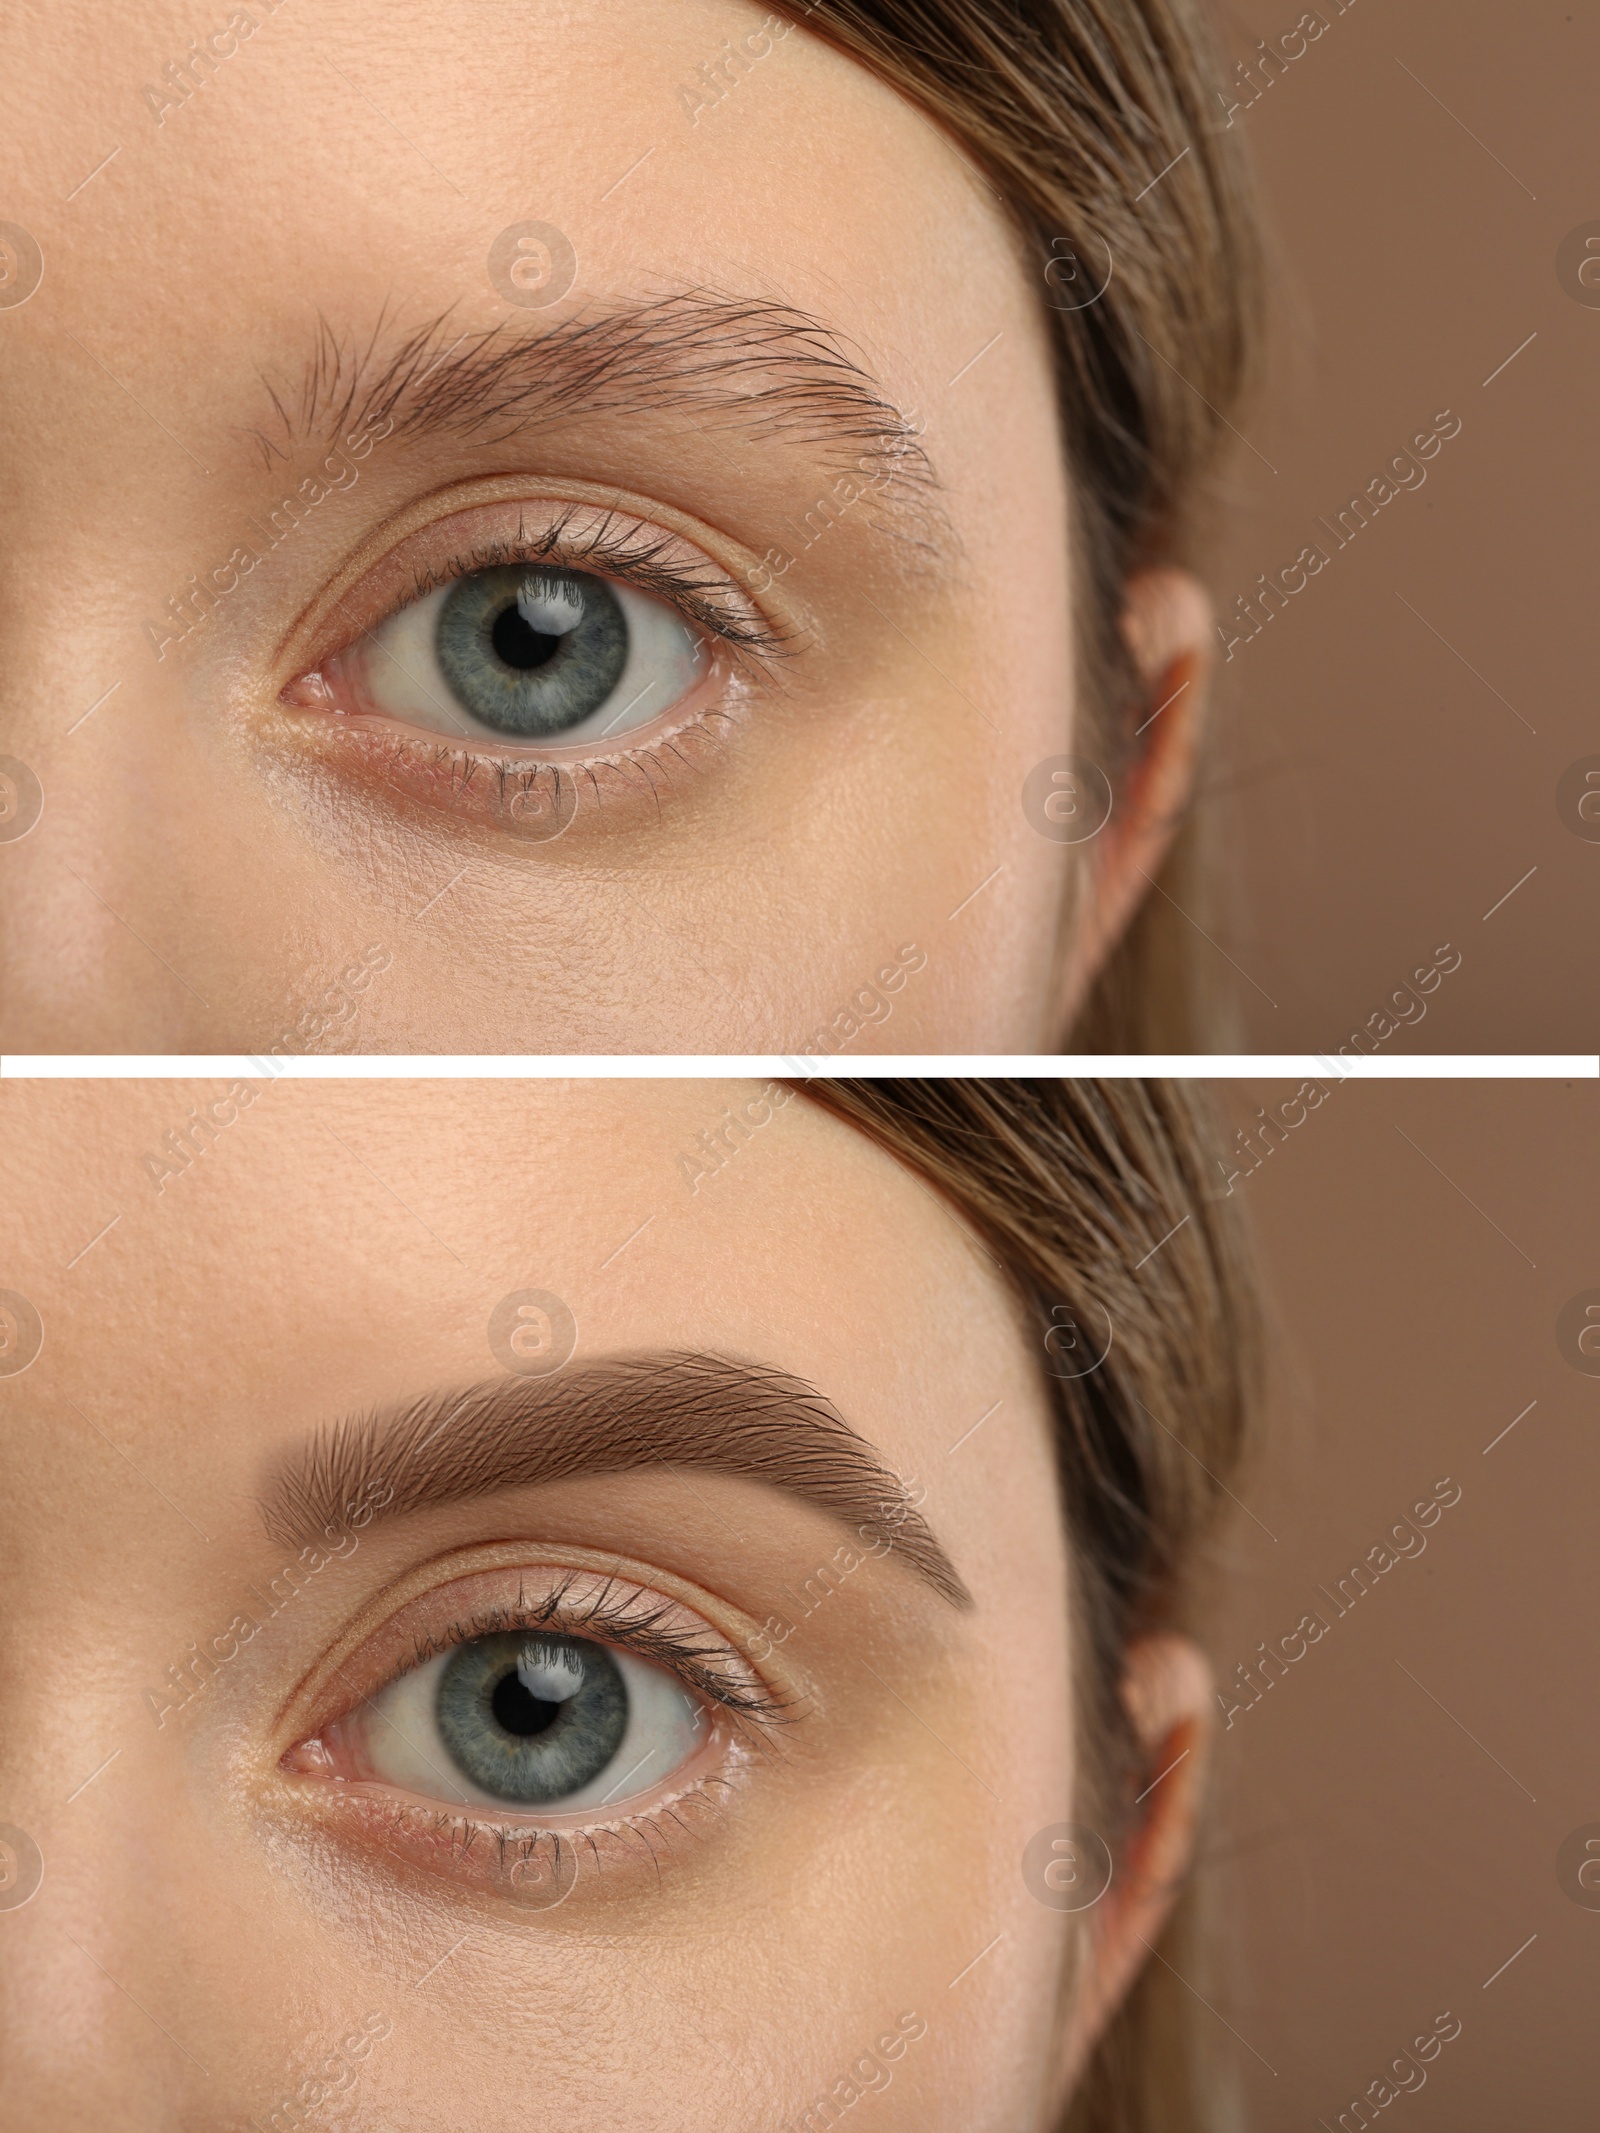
[0,477,219,1052]
[0,1574,362,2131]
[0,1397,242,2130]
[0,1638,208,2128]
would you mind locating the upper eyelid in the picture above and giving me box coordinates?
[381,512,792,668]
[276,1549,805,1754]
[393,1578,791,1731]
[271,477,809,685]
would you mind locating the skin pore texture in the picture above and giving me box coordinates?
[0,0,1207,1053]
[0,1078,1210,2129]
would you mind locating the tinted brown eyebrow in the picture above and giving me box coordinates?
[258,1349,970,1609]
[248,290,939,500]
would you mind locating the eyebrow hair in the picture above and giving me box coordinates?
[247,290,937,502]
[259,1349,970,1609]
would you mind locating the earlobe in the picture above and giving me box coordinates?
[1056,569,1214,1031]
[1054,1633,1215,2099]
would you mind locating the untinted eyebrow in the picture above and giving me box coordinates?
[248,290,937,497]
[259,1349,970,1609]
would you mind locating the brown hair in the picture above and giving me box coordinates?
[772,2,1264,1050]
[798,1078,1259,2131]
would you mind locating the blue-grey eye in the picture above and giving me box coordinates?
[434,1632,627,1804]
[351,1626,706,1813]
[432,568,627,740]
[348,561,709,749]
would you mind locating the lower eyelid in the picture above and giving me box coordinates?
[279,1695,763,1911]
[268,673,756,844]
[284,1746,754,1911]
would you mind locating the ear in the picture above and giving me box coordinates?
[1054,1633,1215,2098]
[1057,568,1213,1029]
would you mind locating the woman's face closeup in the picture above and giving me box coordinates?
[0,0,1203,1054]
[0,1076,1155,2130]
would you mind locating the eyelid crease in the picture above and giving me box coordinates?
[394,1571,795,1737]
[380,504,794,674]
[270,476,812,691]
[269,1540,819,1757]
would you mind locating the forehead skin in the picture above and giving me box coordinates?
[0,1080,1074,2132]
[0,0,1075,1053]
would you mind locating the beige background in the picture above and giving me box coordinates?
[1197,0,1594,1052]
[1203,1079,1597,2124]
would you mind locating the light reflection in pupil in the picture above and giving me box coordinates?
[491,604,561,671]
[492,1670,561,1738]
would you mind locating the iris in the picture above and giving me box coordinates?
[434,1631,628,1804]
[434,566,629,738]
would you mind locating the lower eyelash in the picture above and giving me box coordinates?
[356,695,749,829]
[302,1732,761,1907]
[376,1767,740,1882]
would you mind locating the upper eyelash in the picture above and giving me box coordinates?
[394,1570,793,1738]
[384,504,792,668]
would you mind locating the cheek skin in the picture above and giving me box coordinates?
[224,1628,1075,2132]
[754,451,1077,1054]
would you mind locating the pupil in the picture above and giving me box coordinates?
[492,1669,561,1738]
[491,602,562,671]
